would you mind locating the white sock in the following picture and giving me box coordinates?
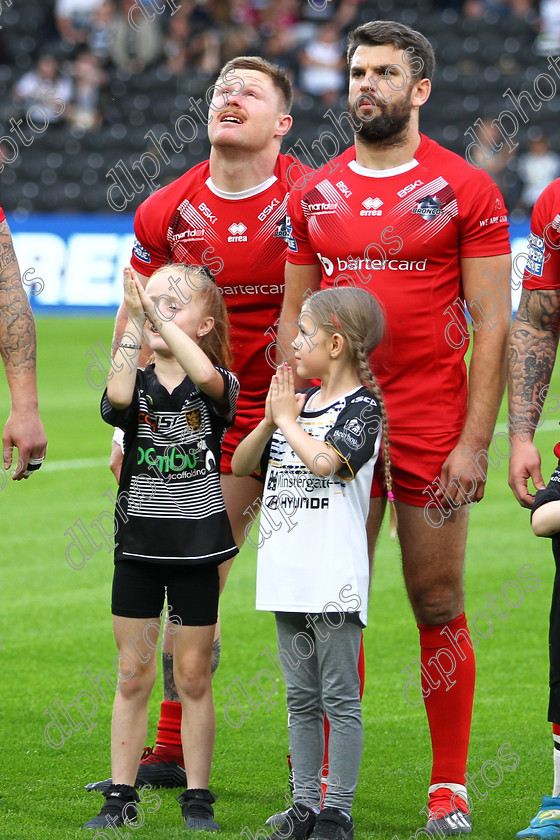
[552,735,560,797]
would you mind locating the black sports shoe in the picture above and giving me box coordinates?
[84,784,139,829]
[309,808,354,840]
[267,803,317,840]
[86,746,187,792]
[177,788,220,831]
[425,809,472,836]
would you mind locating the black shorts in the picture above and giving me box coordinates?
[550,536,560,724]
[112,559,219,626]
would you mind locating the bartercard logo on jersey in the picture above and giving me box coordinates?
[360,197,383,216]
[317,252,426,276]
[198,202,217,223]
[133,239,151,264]
[412,196,445,220]
[397,179,423,198]
[228,222,247,242]
[526,231,545,277]
[258,197,279,221]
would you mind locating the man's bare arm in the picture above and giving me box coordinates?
[277,263,321,375]
[0,220,47,478]
[508,286,560,507]
[439,253,511,504]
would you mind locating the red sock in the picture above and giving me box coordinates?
[419,613,475,787]
[153,700,183,764]
[321,632,365,802]
[553,723,560,737]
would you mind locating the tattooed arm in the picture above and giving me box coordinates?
[508,286,560,507]
[0,220,47,479]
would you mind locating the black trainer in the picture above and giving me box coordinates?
[84,784,140,829]
[268,803,317,840]
[86,746,187,792]
[309,808,354,840]
[177,788,220,831]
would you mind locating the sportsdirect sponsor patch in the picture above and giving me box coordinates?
[526,231,545,277]
[133,239,151,264]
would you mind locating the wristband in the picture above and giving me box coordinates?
[23,456,44,478]
[113,427,125,453]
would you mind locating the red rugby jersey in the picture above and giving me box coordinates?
[523,178,560,290]
[0,206,5,223]
[287,134,510,434]
[130,154,307,408]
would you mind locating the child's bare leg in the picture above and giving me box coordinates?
[111,615,158,785]
[173,623,216,789]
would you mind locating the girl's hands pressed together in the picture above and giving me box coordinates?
[269,364,306,427]
[134,276,163,333]
[123,267,145,322]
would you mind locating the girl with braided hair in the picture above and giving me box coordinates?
[232,286,392,840]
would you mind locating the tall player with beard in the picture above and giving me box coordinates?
[279,21,511,837]
[87,57,310,792]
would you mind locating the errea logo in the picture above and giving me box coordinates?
[360,197,383,216]
[228,222,247,242]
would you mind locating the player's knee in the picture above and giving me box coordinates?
[174,662,211,701]
[411,590,464,625]
[117,665,155,700]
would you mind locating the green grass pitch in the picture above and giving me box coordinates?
[0,315,559,839]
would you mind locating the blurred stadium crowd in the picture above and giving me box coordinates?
[0,0,559,217]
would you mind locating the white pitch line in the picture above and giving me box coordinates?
[39,419,560,473]
[43,457,108,472]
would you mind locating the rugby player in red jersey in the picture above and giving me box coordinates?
[508,178,560,840]
[278,21,511,837]
[87,56,304,793]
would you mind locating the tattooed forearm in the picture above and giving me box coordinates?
[508,287,560,431]
[0,220,37,381]
[162,651,180,702]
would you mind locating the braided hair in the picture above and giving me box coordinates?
[305,286,397,537]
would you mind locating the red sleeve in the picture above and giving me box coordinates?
[458,177,510,259]
[523,179,560,290]
[285,185,321,266]
[130,192,172,275]
[0,205,5,224]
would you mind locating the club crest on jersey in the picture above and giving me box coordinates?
[185,408,202,432]
[228,222,247,242]
[360,197,383,216]
[412,196,445,220]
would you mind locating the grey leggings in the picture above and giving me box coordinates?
[275,612,363,813]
